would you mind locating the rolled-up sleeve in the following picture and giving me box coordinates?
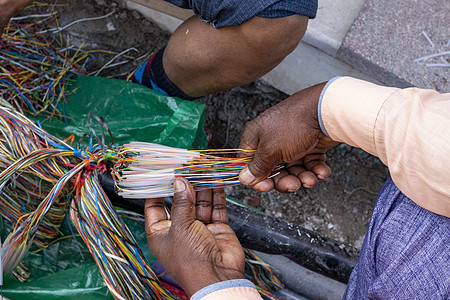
[191,279,262,300]
[320,76,450,217]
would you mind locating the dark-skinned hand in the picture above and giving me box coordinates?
[238,82,339,193]
[145,177,245,298]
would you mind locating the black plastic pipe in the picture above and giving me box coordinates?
[98,171,359,283]
[227,203,359,283]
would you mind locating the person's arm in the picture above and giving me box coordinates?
[239,77,450,217]
[238,82,337,193]
[320,76,450,217]
[0,0,34,31]
[145,178,262,299]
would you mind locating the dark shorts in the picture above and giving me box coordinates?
[165,0,318,28]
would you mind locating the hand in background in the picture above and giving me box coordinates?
[145,178,245,297]
[0,0,34,32]
[239,82,338,193]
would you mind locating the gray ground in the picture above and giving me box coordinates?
[26,0,389,248]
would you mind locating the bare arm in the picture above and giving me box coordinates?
[0,0,34,31]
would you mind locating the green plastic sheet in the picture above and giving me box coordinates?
[36,76,207,150]
[1,217,152,300]
[1,76,208,298]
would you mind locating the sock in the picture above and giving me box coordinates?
[131,47,199,100]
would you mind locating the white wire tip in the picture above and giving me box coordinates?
[118,142,200,198]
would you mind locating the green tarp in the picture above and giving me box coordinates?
[36,76,207,150]
[1,217,151,299]
[1,76,207,298]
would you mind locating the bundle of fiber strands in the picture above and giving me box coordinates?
[1,11,89,118]
[0,102,175,299]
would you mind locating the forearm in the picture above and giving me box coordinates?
[320,76,450,217]
[0,0,34,24]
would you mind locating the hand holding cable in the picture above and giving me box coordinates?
[145,177,245,297]
[238,82,337,193]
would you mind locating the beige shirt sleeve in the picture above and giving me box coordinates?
[198,286,263,300]
[321,76,450,217]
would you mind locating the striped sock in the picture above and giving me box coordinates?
[131,47,198,100]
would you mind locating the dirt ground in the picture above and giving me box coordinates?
[25,0,389,248]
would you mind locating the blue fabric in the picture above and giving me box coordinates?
[133,61,168,95]
[318,76,340,137]
[132,48,197,100]
[191,279,257,300]
[133,63,146,85]
[344,177,450,299]
[163,0,318,27]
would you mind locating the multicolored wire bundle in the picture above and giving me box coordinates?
[0,102,75,272]
[0,103,176,299]
[1,12,90,118]
[0,103,284,299]
[70,173,174,300]
[0,6,284,300]
[244,249,284,292]
[113,142,281,199]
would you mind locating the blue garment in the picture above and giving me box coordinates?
[191,279,257,300]
[344,177,450,299]
[163,0,318,27]
[131,47,198,100]
[318,76,340,136]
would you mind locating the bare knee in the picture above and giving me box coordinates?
[165,14,309,76]
[240,15,309,66]
[162,14,309,96]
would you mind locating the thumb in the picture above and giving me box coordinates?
[240,139,318,186]
[239,120,276,185]
[170,177,196,227]
[239,149,279,186]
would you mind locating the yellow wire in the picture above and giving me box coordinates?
[32,234,81,253]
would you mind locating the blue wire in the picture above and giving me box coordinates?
[0,79,36,113]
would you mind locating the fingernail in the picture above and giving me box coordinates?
[173,178,186,192]
[240,167,256,185]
